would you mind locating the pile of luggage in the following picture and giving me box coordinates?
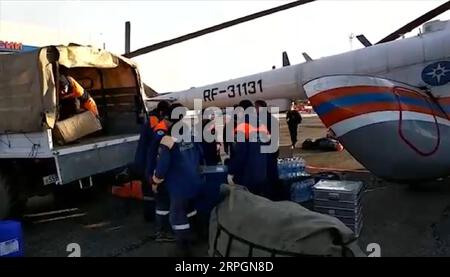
[302,137,344,152]
[205,157,366,257]
[197,159,366,239]
[209,184,365,257]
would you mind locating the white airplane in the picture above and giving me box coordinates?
[138,2,450,182]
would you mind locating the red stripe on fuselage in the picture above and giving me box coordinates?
[320,102,447,127]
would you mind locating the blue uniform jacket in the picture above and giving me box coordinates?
[134,111,160,176]
[134,118,152,176]
[154,136,203,199]
[145,127,167,181]
[228,122,269,194]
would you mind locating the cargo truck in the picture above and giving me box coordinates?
[0,45,148,218]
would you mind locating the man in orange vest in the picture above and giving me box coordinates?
[228,100,271,197]
[59,74,99,117]
[133,100,170,222]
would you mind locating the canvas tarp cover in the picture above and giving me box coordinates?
[56,45,119,69]
[209,185,365,257]
[0,49,53,133]
[0,45,141,133]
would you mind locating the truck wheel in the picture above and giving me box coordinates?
[0,174,11,219]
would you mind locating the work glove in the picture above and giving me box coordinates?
[227,174,236,186]
[150,177,159,194]
[151,183,159,194]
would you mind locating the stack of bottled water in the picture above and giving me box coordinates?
[277,157,307,180]
[290,178,315,203]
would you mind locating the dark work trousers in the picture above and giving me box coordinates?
[141,179,155,222]
[155,184,198,238]
[170,197,196,246]
[288,123,298,147]
[155,184,171,233]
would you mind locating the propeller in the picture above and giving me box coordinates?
[282,51,291,67]
[123,0,316,58]
[356,35,372,47]
[377,0,450,44]
[302,52,313,62]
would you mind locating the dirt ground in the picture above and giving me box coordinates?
[280,116,364,171]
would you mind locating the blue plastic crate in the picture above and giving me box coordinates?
[196,165,228,216]
[0,220,23,257]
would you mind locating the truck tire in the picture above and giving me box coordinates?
[0,174,11,219]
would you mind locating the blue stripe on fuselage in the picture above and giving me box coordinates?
[314,92,441,116]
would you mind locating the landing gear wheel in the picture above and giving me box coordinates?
[0,173,12,220]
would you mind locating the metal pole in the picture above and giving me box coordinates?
[125,21,130,54]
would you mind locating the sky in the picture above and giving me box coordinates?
[0,0,449,93]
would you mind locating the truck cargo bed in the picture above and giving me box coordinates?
[53,133,139,184]
[54,134,138,152]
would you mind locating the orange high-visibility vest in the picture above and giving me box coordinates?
[153,120,168,132]
[234,123,270,140]
[149,115,159,129]
[62,76,99,117]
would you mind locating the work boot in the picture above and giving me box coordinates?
[178,247,194,257]
[154,231,176,243]
[170,241,194,257]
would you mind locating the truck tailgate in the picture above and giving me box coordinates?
[53,135,139,184]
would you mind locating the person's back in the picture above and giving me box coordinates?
[144,120,169,180]
[160,138,203,199]
[133,101,170,222]
[229,119,270,197]
[255,100,279,198]
[201,119,220,166]
[153,132,203,256]
[133,110,156,176]
[133,101,170,178]
[232,139,269,194]
[59,75,99,117]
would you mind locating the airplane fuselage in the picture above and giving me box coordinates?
[150,20,450,111]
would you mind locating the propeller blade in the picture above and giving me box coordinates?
[356,34,373,47]
[302,52,313,62]
[282,51,291,66]
[124,0,316,58]
[377,1,450,44]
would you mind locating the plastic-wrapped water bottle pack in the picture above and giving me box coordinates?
[277,157,307,180]
[290,178,316,203]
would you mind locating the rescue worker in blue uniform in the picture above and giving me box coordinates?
[151,104,203,255]
[222,105,238,166]
[201,110,221,166]
[134,101,170,177]
[255,100,279,200]
[150,119,175,242]
[133,100,170,222]
[227,100,271,197]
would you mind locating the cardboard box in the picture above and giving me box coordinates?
[54,111,102,144]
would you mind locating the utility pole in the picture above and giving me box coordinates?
[99,32,105,49]
[125,21,131,54]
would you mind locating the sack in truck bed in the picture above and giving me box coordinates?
[209,185,365,257]
[53,111,102,145]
